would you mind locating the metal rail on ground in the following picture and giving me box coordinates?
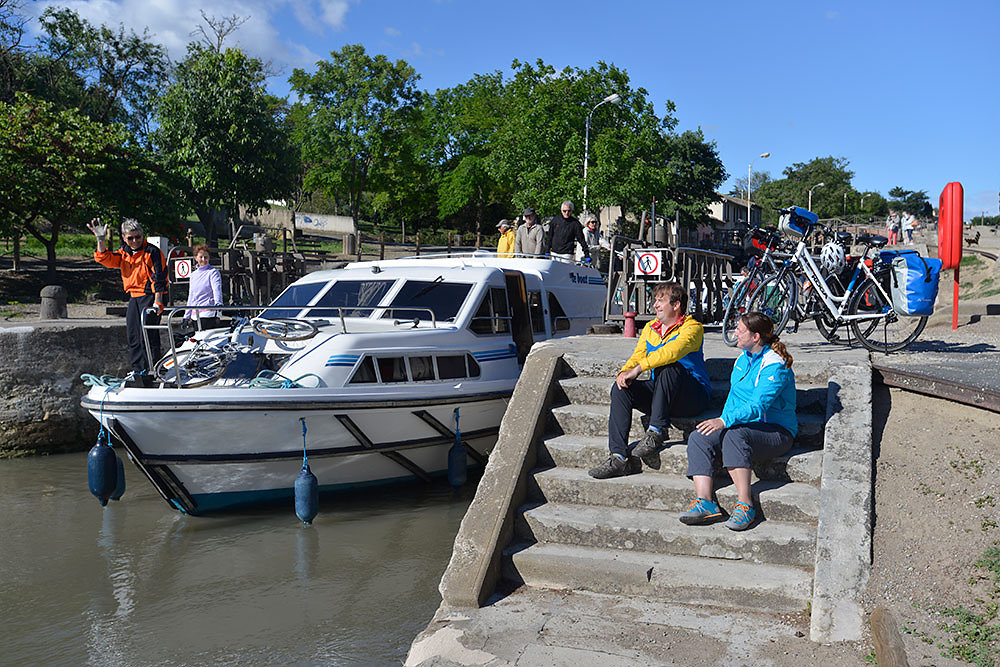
[872,363,1000,414]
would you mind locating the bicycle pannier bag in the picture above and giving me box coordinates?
[886,252,942,316]
[778,206,818,238]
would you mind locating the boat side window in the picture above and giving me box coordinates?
[306,280,394,318]
[382,280,472,322]
[437,355,466,380]
[409,356,435,381]
[377,357,407,383]
[348,356,377,384]
[470,287,511,335]
[261,282,325,319]
[527,290,545,333]
[549,294,570,332]
[466,354,481,378]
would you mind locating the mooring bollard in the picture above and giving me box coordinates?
[39,285,68,319]
[623,311,637,338]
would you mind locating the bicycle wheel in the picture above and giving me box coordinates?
[251,317,318,341]
[847,278,927,352]
[154,348,228,388]
[812,274,850,345]
[747,272,798,336]
[722,277,754,346]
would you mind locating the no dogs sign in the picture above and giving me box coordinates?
[174,259,192,280]
[634,250,663,278]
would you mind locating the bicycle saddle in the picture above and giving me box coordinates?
[856,234,888,248]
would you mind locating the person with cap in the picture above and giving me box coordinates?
[87,217,168,379]
[496,219,515,257]
[514,206,546,256]
[547,200,587,261]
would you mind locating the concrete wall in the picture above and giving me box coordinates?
[241,207,355,238]
[0,322,133,456]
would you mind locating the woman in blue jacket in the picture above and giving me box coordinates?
[680,312,797,531]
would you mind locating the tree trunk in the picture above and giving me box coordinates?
[12,234,21,272]
[44,237,58,284]
[196,206,217,248]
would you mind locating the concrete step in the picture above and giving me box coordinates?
[502,541,813,613]
[548,404,825,448]
[516,502,817,567]
[539,435,822,485]
[555,377,828,415]
[529,466,819,524]
[561,350,837,386]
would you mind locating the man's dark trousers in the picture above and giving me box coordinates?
[608,362,709,458]
[125,293,161,373]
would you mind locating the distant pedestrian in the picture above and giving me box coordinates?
[582,214,611,264]
[886,210,900,245]
[547,200,587,261]
[184,244,223,331]
[514,206,546,255]
[902,211,917,245]
[496,219,515,257]
[88,218,167,379]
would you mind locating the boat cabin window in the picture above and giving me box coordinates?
[548,294,571,332]
[377,357,407,383]
[261,282,326,318]
[348,356,377,384]
[409,356,435,381]
[527,290,545,333]
[347,353,480,384]
[470,288,512,335]
[381,279,472,322]
[306,280,394,318]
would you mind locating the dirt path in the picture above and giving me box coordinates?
[864,387,1000,666]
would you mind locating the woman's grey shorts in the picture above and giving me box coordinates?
[686,423,793,477]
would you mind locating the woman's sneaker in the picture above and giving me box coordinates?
[679,497,723,525]
[725,500,756,531]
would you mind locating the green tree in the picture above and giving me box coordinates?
[0,92,183,279]
[728,172,772,200]
[156,44,298,246]
[888,187,932,217]
[5,7,168,143]
[753,156,855,223]
[289,44,422,236]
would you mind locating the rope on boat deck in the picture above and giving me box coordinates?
[248,370,323,389]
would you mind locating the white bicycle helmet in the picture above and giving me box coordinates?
[819,241,846,274]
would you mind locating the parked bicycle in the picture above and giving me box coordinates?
[747,207,927,352]
[721,225,792,345]
[154,315,318,387]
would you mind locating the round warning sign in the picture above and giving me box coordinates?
[174,258,192,280]
[635,251,661,276]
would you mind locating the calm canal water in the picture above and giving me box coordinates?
[0,450,474,665]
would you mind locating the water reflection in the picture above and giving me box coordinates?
[0,451,474,666]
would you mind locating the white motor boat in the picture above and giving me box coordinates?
[82,252,605,514]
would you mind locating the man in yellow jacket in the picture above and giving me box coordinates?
[496,219,515,257]
[589,281,712,478]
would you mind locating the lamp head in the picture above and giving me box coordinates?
[760,152,770,158]
[603,93,622,104]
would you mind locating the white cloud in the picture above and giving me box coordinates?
[26,0,351,73]
[825,10,839,20]
[318,0,349,29]
[385,26,400,36]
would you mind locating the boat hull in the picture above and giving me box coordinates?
[88,392,507,515]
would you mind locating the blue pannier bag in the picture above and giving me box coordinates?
[880,250,942,316]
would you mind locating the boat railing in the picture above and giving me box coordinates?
[391,250,588,265]
[141,305,444,387]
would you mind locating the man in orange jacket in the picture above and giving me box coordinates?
[88,218,168,376]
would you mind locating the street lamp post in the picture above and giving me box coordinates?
[747,152,770,224]
[843,191,848,216]
[583,92,621,213]
[861,192,872,213]
[808,182,826,212]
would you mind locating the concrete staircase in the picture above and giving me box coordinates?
[501,351,833,614]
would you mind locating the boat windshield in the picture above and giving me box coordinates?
[381,279,472,322]
[305,280,395,318]
[260,282,326,318]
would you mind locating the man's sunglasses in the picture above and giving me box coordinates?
[125,235,142,241]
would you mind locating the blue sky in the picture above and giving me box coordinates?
[29,0,1000,219]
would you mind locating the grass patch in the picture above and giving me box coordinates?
[961,254,984,267]
[923,548,1000,666]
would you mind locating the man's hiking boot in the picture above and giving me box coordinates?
[679,497,724,525]
[588,454,639,479]
[631,429,664,470]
